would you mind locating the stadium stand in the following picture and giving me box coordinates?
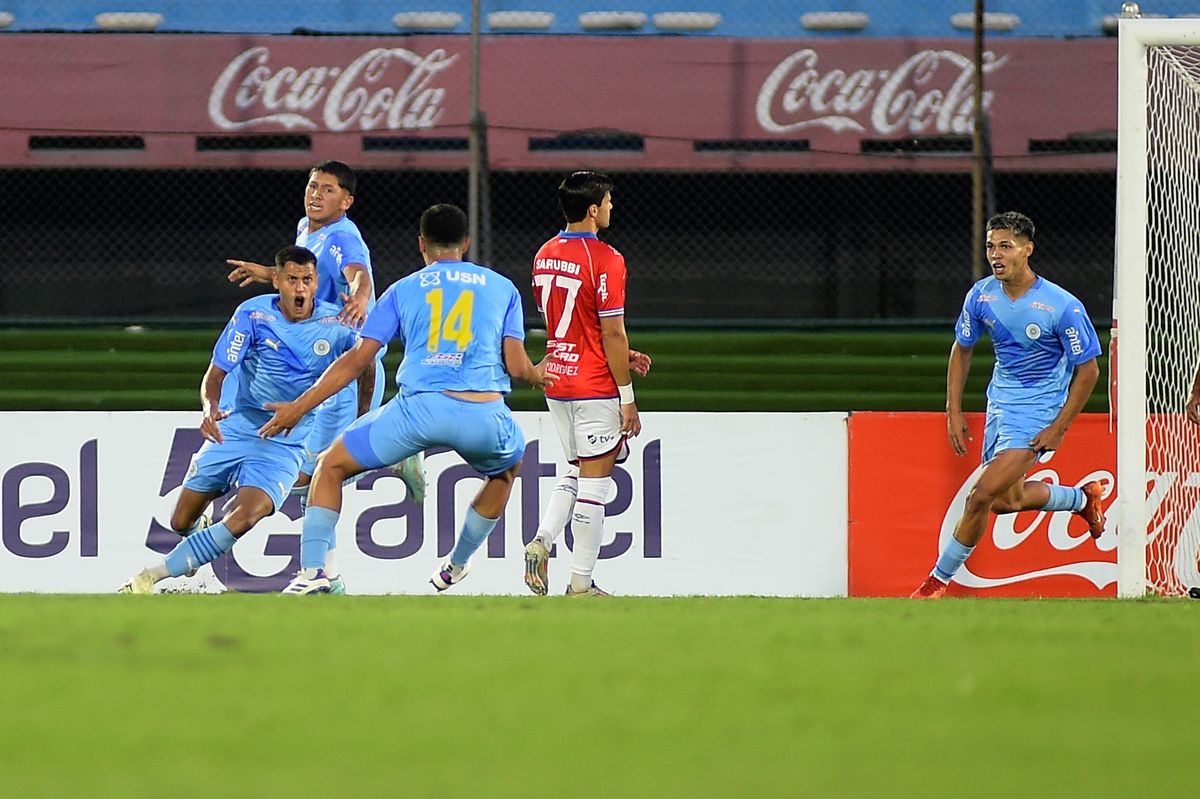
[1,0,1198,37]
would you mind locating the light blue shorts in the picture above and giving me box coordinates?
[982,403,1059,464]
[342,391,525,477]
[183,413,305,512]
[301,358,385,475]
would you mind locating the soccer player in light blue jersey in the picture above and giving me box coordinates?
[911,212,1107,599]
[261,204,554,594]
[119,246,370,594]
[225,161,426,591]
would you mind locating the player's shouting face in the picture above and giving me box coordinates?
[274,260,318,322]
[984,227,1033,284]
[304,169,353,228]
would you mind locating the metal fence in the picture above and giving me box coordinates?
[0,164,1115,325]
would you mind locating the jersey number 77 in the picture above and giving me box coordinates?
[533,274,583,338]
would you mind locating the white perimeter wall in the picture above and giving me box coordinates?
[0,412,848,596]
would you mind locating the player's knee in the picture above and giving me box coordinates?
[964,486,998,514]
[169,508,198,534]
[576,476,612,505]
[314,447,357,484]
[990,496,1019,514]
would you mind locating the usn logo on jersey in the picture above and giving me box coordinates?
[420,272,441,287]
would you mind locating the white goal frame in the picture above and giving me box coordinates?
[1116,18,1200,597]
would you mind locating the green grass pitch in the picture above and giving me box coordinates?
[0,595,1193,798]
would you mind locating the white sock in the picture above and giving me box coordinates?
[569,476,610,591]
[536,468,579,547]
[323,548,340,579]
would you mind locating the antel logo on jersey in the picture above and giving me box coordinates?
[313,339,331,356]
[755,48,1009,136]
[939,458,1116,590]
[208,46,458,132]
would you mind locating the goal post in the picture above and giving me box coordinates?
[1116,18,1200,597]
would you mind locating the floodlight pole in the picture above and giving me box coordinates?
[970,0,985,280]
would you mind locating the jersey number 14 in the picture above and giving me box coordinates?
[425,288,475,351]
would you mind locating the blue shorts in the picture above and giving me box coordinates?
[184,413,305,512]
[982,403,1059,464]
[301,358,385,476]
[342,391,525,477]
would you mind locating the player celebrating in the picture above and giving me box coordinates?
[910,211,1106,599]
[119,247,368,594]
[522,171,651,597]
[225,161,425,593]
[259,204,554,594]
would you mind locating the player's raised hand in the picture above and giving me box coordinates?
[199,409,229,444]
[259,401,302,439]
[226,259,272,288]
[629,349,652,377]
[338,291,369,328]
[946,409,970,456]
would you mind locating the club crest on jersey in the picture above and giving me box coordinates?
[420,272,441,287]
[313,339,331,356]
[1025,323,1042,340]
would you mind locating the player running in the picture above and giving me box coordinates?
[259,204,555,594]
[910,211,1106,599]
[522,171,651,597]
[119,247,368,594]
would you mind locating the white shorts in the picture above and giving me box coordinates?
[547,397,630,464]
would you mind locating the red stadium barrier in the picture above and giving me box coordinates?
[848,412,1117,597]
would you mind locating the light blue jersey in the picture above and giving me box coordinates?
[361,259,525,395]
[956,275,1101,413]
[295,214,375,310]
[213,295,359,444]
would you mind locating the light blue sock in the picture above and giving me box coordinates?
[165,522,237,577]
[932,537,975,584]
[1040,484,1085,512]
[449,506,499,568]
[301,506,339,571]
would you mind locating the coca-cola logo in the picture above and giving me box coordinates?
[939,455,1116,590]
[207,46,458,132]
[755,48,1009,137]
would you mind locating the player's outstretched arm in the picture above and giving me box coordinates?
[260,338,382,438]
[338,263,372,328]
[503,337,557,389]
[226,259,273,287]
[1188,364,1200,425]
[355,354,376,418]
[199,364,230,444]
[1031,357,1099,452]
[946,341,974,456]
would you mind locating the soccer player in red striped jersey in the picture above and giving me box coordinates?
[523,171,652,597]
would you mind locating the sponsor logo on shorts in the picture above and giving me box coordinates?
[1025,323,1042,340]
[587,433,618,446]
[313,338,331,356]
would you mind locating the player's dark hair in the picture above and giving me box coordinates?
[419,204,469,248]
[275,245,317,270]
[310,160,357,195]
[558,171,613,223]
[987,211,1035,241]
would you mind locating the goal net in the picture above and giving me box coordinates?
[1116,20,1200,596]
